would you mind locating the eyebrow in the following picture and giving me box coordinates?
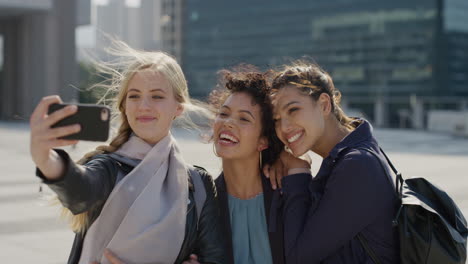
[221,105,255,120]
[282,101,300,111]
[128,88,166,93]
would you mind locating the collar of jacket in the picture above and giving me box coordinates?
[328,118,374,161]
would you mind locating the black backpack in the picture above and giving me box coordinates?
[356,147,468,264]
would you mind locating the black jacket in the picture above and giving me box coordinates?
[215,173,285,264]
[37,149,227,264]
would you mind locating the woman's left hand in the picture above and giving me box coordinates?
[91,249,125,264]
[264,150,311,190]
[279,150,311,175]
[263,157,287,190]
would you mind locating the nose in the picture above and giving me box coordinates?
[223,116,235,128]
[138,97,151,111]
[280,117,292,133]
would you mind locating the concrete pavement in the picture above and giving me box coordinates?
[1,121,467,263]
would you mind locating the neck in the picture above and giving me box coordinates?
[313,118,353,158]
[222,154,263,200]
[139,131,170,146]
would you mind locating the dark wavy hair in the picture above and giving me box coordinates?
[209,65,283,166]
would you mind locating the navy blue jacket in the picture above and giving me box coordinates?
[281,120,400,264]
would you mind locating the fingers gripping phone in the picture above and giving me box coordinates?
[48,103,110,141]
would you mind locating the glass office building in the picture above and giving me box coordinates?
[444,0,468,96]
[182,0,468,126]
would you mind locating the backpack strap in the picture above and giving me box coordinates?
[354,147,404,200]
[188,167,206,224]
[376,147,404,197]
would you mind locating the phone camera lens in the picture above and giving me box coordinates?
[101,109,109,121]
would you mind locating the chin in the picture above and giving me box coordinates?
[217,149,232,158]
[292,150,307,157]
[218,153,233,160]
[291,145,310,157]
[218,150,242,160]
[214,147,226,158]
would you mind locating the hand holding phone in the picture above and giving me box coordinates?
[30,96,111,179]
[48,103,110,142]
[30,95,82,180]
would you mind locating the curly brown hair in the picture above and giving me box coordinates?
[271,61,354,130]
[209,65,283,166]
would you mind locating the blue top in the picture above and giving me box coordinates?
[228,193,274,264]
[281,119,400,264]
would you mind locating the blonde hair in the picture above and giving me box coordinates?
[61,40,213,233]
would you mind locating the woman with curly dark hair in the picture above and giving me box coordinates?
[196,66,285,264]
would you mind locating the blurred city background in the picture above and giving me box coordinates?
[1,0,468,130]
[0,0,467,263]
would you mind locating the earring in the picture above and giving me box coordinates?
[212,144,219,157]
[284,145,293,154]
[259,151,263,169]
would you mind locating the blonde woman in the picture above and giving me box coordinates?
[29,43,226,264]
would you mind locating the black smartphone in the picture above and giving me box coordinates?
[48,103,110,141]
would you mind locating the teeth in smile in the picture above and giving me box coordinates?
[220,133,239,143]
[287,132,303,143]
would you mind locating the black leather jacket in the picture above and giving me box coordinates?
[37,149,227,264]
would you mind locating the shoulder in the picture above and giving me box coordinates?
[191,165,210,177]
[81,153,115,167]
[332,148,385,182]
[81,153,128,177]
[190,165,213,182]
[189,165,217,194]
[85,153,134,168]
[332,148,397,207]
[337,148,382,169]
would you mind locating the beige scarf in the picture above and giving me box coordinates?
[78,133,188,264]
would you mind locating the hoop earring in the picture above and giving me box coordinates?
[212,143,219,157]
[284,145,293,154]
[259,151,263,169]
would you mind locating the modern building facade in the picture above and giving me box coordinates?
[444,0,468,97]
[0,0,90,120]
[161,0,183,62]
[182,0,468,128]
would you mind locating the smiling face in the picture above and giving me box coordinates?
[125,70,183,145]
[213,92,267,161]
[273,85,326,157]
